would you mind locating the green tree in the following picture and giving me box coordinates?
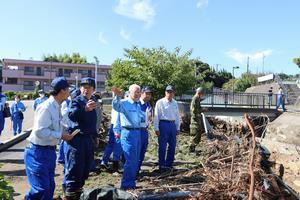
[194,61,232,89]
[107,46,196,100]
[236,73,257,92]
[42,53,88,64]
[293,57,300,68]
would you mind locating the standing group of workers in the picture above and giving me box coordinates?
[0,75,289,199]
[24,76,100,200]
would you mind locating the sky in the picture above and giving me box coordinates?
[0,0,300,77]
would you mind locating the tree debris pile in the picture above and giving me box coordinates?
[134,116,299,200]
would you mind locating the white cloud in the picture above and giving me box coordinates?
[98,32,108,45]
[114,0,156,28]
[196,0,209,8]
[120,28,131,41]
[225,49,273,64]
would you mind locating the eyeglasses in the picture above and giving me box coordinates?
[166,90,174,93]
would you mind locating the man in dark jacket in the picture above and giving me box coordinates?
[64,77,97,199]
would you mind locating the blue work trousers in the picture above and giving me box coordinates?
[158,121,177,169]
[0,111,4,135]
[64,134,94,194]
[12,114,23,136]
[276,97,286,111]
[138,129,149,172]
[120,128,141,189]
[102,124,122,164]
[24,143,56,200]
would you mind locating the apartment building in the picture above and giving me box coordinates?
[1,58,111,92]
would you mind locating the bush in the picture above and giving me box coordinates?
[0,165,14,200]
[3,91,40,100]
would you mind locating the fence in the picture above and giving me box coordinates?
[177,92,278,108]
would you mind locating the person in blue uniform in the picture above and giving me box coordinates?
[0,89,7,137]
[10,95,26,136]
[58,87,81,197]
[138,86,153,173]
[33,89,48,111]
[24,77,74,200]
[64,77,98,199]
[112,84,145,190]
[154,85,180,172]
[100,106,123,172]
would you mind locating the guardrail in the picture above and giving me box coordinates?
[177,92,278,108]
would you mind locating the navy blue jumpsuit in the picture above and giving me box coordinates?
[64,95,97,196]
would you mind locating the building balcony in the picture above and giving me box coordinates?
[2,69,23,77]
[2,84,23,91]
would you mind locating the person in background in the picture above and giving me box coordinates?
[0,88,7,138]
[10,94,26,136]
[268,87,273,108]
[154,85,180,173]
[276,87,286,111]
[24,77,74,200]
[33,89,48,111]
[64,77,98,199]
[137,86,153,174]
[100,105,123,172]
[189,87,208,153]
[112,84,144,190]
[58,87,81,197]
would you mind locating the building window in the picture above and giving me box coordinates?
[24,66,35,75]
[64,69,73,77]
[88,70,92,77]
[36,67,42,76]
[23,80,35,90]
[58,68,63,77]
[6,78,18,85]
[78,69,88,78]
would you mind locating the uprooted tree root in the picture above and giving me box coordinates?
[132,115,299,200]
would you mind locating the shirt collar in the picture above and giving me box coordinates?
[163,97,173,103]
[128,97,136,104]
[49,96,60,109]
[140,98,146,105]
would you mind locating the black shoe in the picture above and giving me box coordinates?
[112,161,119,172]
[100,162,109,170]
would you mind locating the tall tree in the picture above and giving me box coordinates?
[42,53,88,64]
[293,57,300,68]
[107,46,196,100]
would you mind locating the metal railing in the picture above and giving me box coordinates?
[177,92,278,108]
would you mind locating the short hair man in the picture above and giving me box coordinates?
[64,77,98,199]
[33,89,48,111]
[112,84,144,190]
[154,85,180,172]
[138,86,153,173]
[24,77,74,199]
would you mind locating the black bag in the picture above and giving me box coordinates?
[3,103,11,118]
[17,111,24,120]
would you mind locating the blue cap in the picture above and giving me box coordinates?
[80,77,96,88]
[70,88,81,99]
[142,86,152,93]
[165,85,175,91]
[51,77,69,92]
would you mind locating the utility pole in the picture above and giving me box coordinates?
[94,56,99,92]
[247,57,250,73]
[262,54,265,74]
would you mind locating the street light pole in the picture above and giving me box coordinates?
[93,56,99,92]
[232,66,239,93]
